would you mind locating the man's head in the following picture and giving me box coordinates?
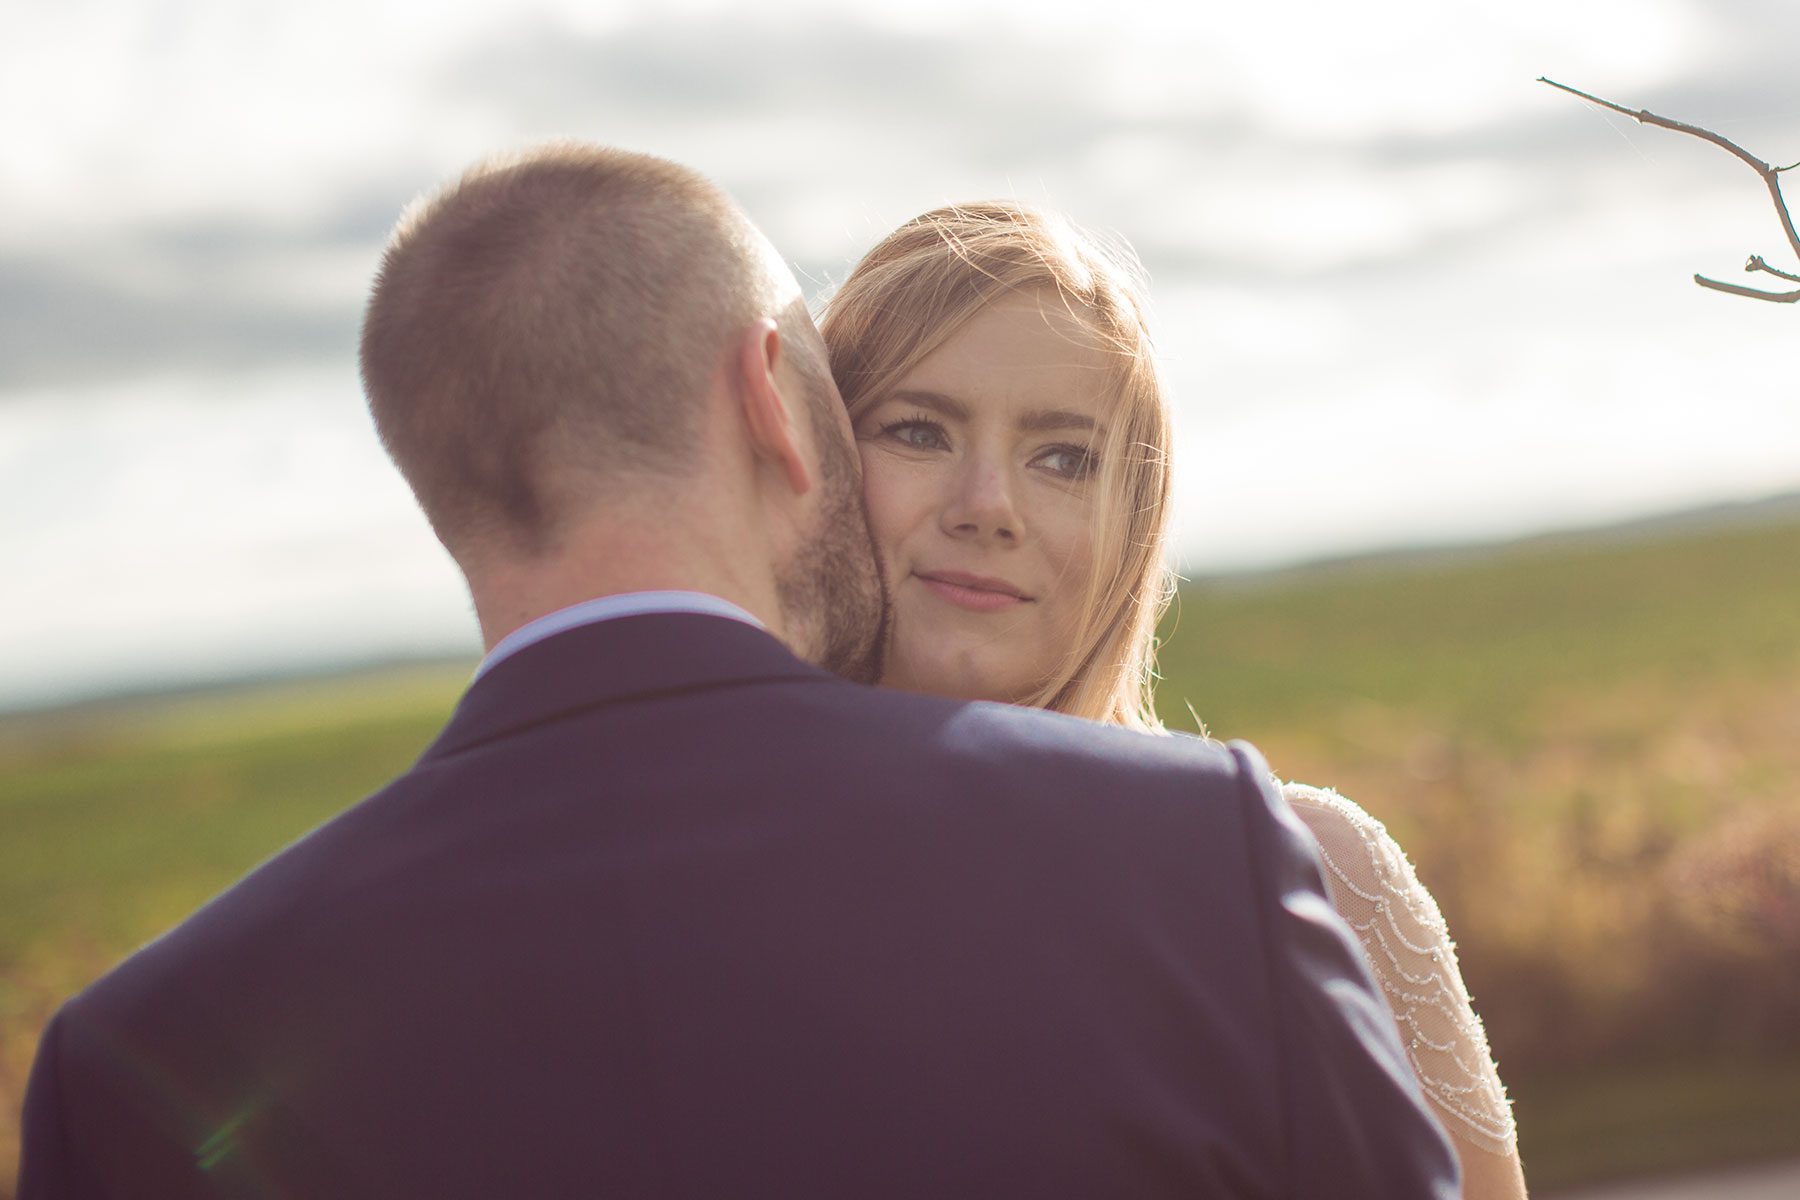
[360,143,886,681]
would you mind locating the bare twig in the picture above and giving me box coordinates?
[1693,275,1800,303]
[1746,254,1800,284]
[1540,77,1800,299]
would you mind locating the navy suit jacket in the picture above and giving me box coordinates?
[19,613,1458,1198]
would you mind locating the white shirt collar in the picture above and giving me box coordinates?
[474,591,765,681]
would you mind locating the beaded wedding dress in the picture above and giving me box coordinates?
[1284,782,1517,1159]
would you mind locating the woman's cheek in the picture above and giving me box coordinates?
[857,455,918,574]
[1047,516,1098,635]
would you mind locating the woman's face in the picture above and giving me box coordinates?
[854,290,1110,704]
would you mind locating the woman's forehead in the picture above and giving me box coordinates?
[898,291,1114,411]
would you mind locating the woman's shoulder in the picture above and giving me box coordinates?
[1280,780,1518,1156]
[1281,780,1380,836]
[1277,780,1452,976]
[1280,782,1421,898]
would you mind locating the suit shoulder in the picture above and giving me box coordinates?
[933,697,1243,779]
[49,775,400,1031]
[799,685,1282,841]
[930,700,1288,826]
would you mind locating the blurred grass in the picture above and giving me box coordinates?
[1158,519,1800,746]
[4,516,1800,1192]
[0,664,468,965]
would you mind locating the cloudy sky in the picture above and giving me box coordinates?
[3,0,1798,708]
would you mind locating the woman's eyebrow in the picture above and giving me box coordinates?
[886,389,1102,438]
[1017,409,1098,434]
[886,389,971,420]
[882,390,1101,440]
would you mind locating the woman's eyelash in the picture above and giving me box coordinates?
[875,416,1095,479]
[1038,444,1097,478]
[876,414,950,446]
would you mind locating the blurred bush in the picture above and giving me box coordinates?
[1156,515,1800,1190]
[1661,802,1800,1052]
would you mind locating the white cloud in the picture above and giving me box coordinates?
[3,0,1798,704]
[0,369,475,706]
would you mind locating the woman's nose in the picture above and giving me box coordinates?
[941,459,1022,543]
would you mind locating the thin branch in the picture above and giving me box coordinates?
[1539,79,1767,169]
[1746,254,1800,284]
[1694,274,1800,303]
[1539,77,1800,280]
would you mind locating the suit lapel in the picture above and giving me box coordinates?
[420,613,832,762]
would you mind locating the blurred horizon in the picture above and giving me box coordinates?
[4,0,1798,711]
[5,483,1796,716]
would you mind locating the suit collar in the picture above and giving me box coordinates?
[473,591,764,683]
[421,612,832,763]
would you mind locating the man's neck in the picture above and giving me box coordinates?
[466,527,784,654]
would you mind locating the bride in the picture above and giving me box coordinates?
[821,202,1528,1199]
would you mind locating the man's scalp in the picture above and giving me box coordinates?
[360,143,777,559]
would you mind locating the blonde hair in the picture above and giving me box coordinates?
[820,202,1174,731]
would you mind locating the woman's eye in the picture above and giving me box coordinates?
[1034,445,1095,480]
[878,418,950,451]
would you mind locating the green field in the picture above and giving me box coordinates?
[5,513,1800,1193]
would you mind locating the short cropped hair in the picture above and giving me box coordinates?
[821,202,1173,731]
[361,143,779,558]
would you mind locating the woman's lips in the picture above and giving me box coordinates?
[914,571,1032,613]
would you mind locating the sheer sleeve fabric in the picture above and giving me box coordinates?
[1284,782,1517,1156]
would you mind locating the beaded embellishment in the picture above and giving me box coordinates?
[1285,782,1517,1155]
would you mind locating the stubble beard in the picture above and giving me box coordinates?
[776,398,891,685]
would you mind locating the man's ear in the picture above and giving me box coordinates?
[736,318,813,497]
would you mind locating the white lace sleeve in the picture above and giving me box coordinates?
[1283,782,1517,1156]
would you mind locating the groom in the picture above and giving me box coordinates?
[19,146,1458,1198]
